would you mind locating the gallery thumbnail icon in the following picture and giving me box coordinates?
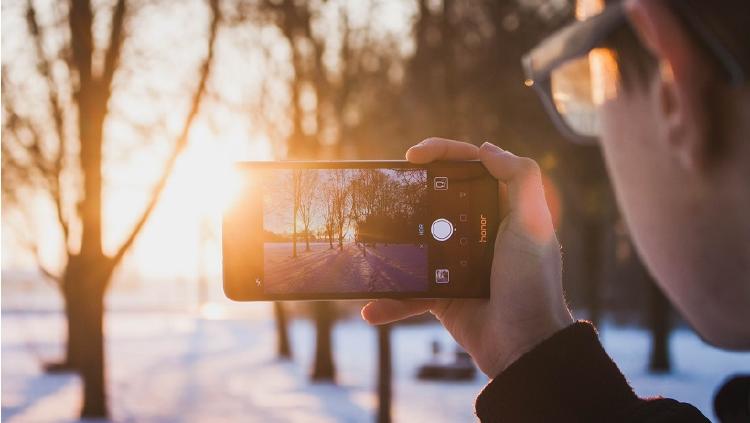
[435,268,450,284]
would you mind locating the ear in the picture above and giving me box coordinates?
[624,0,717,171]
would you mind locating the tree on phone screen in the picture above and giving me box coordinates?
[297,170,320,252]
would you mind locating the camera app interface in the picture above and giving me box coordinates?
[254,165,496,297]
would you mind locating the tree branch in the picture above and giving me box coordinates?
[2,111,71,249]
[0,80,53,183]
[101,0,126,92]
[108,0,221,270]
[26,0,67,157]
[50,177,71,252]
[13,216,63,286]
[1,141,33,205]
[25,0,72,248]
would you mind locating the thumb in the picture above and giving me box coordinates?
[478,142,554,244]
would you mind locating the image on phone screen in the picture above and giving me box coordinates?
[222,161,501,301]
[262,168,428,294]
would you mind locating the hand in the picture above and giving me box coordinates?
[361,137,574,378]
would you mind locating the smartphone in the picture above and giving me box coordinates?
[222,161,502,301]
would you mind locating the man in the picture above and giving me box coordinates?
[361,0,750,421]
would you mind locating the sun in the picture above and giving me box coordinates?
[165,122,272,223]
[171,137,241,220]
[114,121,271,279]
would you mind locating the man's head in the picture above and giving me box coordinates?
[523,0,750,348]
[594,0,750,348]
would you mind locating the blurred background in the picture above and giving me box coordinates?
[1,0,749,422]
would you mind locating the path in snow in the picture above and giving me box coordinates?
[263,243,427,294]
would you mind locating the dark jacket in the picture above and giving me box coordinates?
[475,322,749,422]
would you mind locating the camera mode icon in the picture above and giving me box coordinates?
[434,177,448,190]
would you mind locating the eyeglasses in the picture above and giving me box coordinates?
[522,1,748,145]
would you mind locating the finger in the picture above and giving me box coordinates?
[361,299,434,325]
[478,142,554,243]
[406,137,479,164]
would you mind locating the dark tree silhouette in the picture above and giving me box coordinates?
[582,217,605,327]
[311,301,336,381]
[292,169,302,258]
[647,273,672,373]
[298,170,320,251]
[274,302,293,359]
[1,0,220,417]
[376,324,393,423]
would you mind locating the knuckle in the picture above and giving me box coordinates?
[518,157,541,176]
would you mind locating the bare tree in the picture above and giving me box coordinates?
[273,301,292,359]
[1,0,220,417]
[311,300,336,381]
[291,169,320,254]
[377,323,393,423]
[297,170,319,251]
[646,265,672,373]
[292,169,302,257]
[323,188,336,249]
[327,169,350,251]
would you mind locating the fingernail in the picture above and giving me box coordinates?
[481,142,502,151]
[361,303,376,322]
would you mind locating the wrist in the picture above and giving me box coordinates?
[484,311,574,378]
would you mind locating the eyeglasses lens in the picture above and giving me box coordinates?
[550,48,620,139]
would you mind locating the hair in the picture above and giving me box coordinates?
[602,0,750,91]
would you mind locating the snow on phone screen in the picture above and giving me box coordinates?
[260,168,429,294]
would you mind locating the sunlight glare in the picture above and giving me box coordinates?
[170,126,243,220]
[199,302,228,320]
[576,0,604,20]
[116,120,271,279]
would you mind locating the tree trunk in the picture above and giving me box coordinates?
[311,301,336,381]
[62,261,109,419]
[292,208,298,258]
[273,302,292,359]
[440,0,458,138]
[78,285,107,418]
[648,276,672,373]
[43,283,78,373]
[582,218,603,327]
[376,324,392,423]
[62,299,78,368]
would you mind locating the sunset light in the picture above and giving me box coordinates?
[4,0,748,422]
[100,121,266,280]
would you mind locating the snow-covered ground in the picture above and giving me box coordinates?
[264,242,428,294]
[2,304,750,422]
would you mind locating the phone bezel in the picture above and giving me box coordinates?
[222,160,500,301]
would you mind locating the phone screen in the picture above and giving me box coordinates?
[222,161,501,301]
